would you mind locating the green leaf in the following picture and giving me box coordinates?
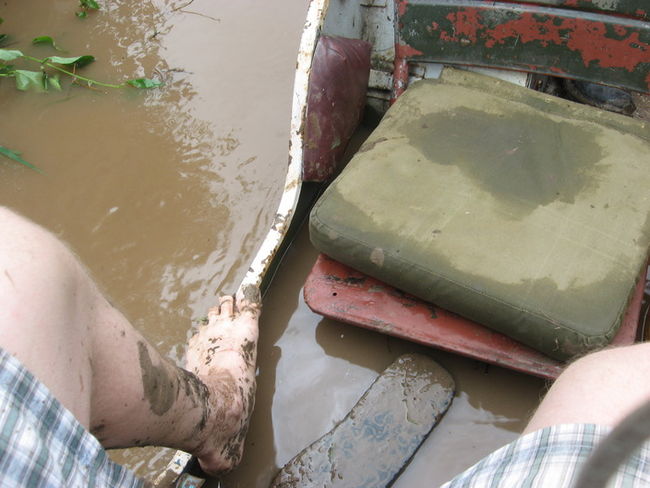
[14,70,45,91]
[0,64,13,75]
[32,36,64,51]
[80,0,100,9]
[47,74,62,91]
[125,78,163,89]
[75,11,88,18]
[0,145,41,172]
[46,55,94,68]
[0,34,7,46]
[0,49,23,62]
[13,70,62,92]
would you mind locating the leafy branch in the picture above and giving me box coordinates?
[0,48,162,91]
[0,28,163,171]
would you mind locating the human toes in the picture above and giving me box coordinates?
[217,294,235,317]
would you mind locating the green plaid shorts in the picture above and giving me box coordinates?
[0,348,144,488]
[442,423,650,487]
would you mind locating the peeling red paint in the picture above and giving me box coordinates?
[305,255,648,379]
[484,13,564,48]
[440,9,482,43]
[396,0,409,17]
[395,43,423,58]
[433,8,650,72]
[566,22,650,70]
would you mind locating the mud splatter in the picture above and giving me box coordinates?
[241,338,256,367]
[137,341,177,416]
[241,283,261,303]
[177,368,210,413]
[240,284,262,314]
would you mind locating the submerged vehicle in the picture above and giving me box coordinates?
[160,0,650,485]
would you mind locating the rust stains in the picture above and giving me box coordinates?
[395,42,424,58]
[398,3,650,92]
[439,8,482,44]
[434,8,650,72]
[396,0,409,17]
[479,13,650,71]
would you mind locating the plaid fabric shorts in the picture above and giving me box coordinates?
[0,347,144,488]
[441,423,650,487]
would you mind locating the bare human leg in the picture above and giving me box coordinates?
[0,206,258,476]
[524,342,650,434]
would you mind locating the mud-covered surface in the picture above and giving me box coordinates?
[270,354,454,488]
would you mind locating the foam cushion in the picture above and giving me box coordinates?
[310,69,650,361]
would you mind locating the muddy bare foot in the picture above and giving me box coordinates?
[184,285,261,476]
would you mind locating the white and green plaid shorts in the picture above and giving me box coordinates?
[442,423,650,487]
[0,347,144,488]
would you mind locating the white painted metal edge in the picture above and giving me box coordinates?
[239,0,328,292]
[155,0,328,486]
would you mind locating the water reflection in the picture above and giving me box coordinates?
[0,0,306,479]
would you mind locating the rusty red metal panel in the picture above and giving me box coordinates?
[304,254,646,380]
[397,0,650,93]
[302,36,371,182]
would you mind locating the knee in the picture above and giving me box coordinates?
[0,206,70,264]
[0,206,31,235]
[0,206,52,251]
[0,206,81,299]
[562,343,650,381]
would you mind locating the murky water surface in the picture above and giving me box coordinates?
[219,225,545,488]
[1,0,308,477]
[5,1,621,486]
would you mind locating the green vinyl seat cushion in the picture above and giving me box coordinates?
[309,68,650,361]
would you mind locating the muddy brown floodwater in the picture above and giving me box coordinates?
[2,1,588,487]
[219,222,546,488]
[0,0,308,479]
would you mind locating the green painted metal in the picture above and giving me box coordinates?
[397,0,650,93]
[524,0,648,20]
